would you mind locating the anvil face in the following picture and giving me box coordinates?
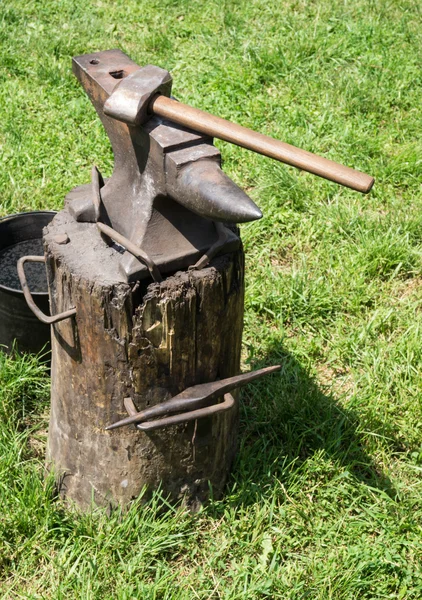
[68,49,261,281]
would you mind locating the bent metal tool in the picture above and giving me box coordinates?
[106,365,282,431]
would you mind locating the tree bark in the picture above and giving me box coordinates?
[44,210,244,511]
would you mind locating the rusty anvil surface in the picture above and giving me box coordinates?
[68,49,262,281]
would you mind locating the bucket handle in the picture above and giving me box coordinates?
[17,256,76,325]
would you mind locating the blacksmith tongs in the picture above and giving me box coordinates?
[106,365,281,432]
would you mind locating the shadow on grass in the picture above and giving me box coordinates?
[225,338,398,506]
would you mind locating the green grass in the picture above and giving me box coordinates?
[1,0,422,597]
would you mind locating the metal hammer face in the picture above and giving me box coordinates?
[68,49,261,281]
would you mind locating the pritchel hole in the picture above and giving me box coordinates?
[109,69,126,79]
[90,59,100,65]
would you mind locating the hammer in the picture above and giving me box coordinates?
[104,61,374,194]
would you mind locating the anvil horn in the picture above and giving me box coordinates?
[166,157,262,223]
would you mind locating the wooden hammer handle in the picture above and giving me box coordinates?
[151,95,374,194]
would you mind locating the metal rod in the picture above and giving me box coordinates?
[137,393,236,431]
[17,256,77,325]
[150,95,374,194]
[97,222,163,283]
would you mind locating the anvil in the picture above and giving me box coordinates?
[68,49,262,282]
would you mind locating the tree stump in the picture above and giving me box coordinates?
[44,209,244,510]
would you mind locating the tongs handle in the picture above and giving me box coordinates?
[106,364,281,431]
[124,394,235,432]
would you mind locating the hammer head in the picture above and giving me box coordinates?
[103,65,172,126]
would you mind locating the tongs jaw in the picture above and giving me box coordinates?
[106,365,281,432]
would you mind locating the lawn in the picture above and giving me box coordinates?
[1,0,422,598]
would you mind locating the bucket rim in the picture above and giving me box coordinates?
[0,209,57,222]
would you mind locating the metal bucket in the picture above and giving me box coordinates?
[0,211,56,354]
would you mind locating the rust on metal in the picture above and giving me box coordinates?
[106,364,281,431]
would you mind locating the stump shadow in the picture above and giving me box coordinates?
[226,338,401,505]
